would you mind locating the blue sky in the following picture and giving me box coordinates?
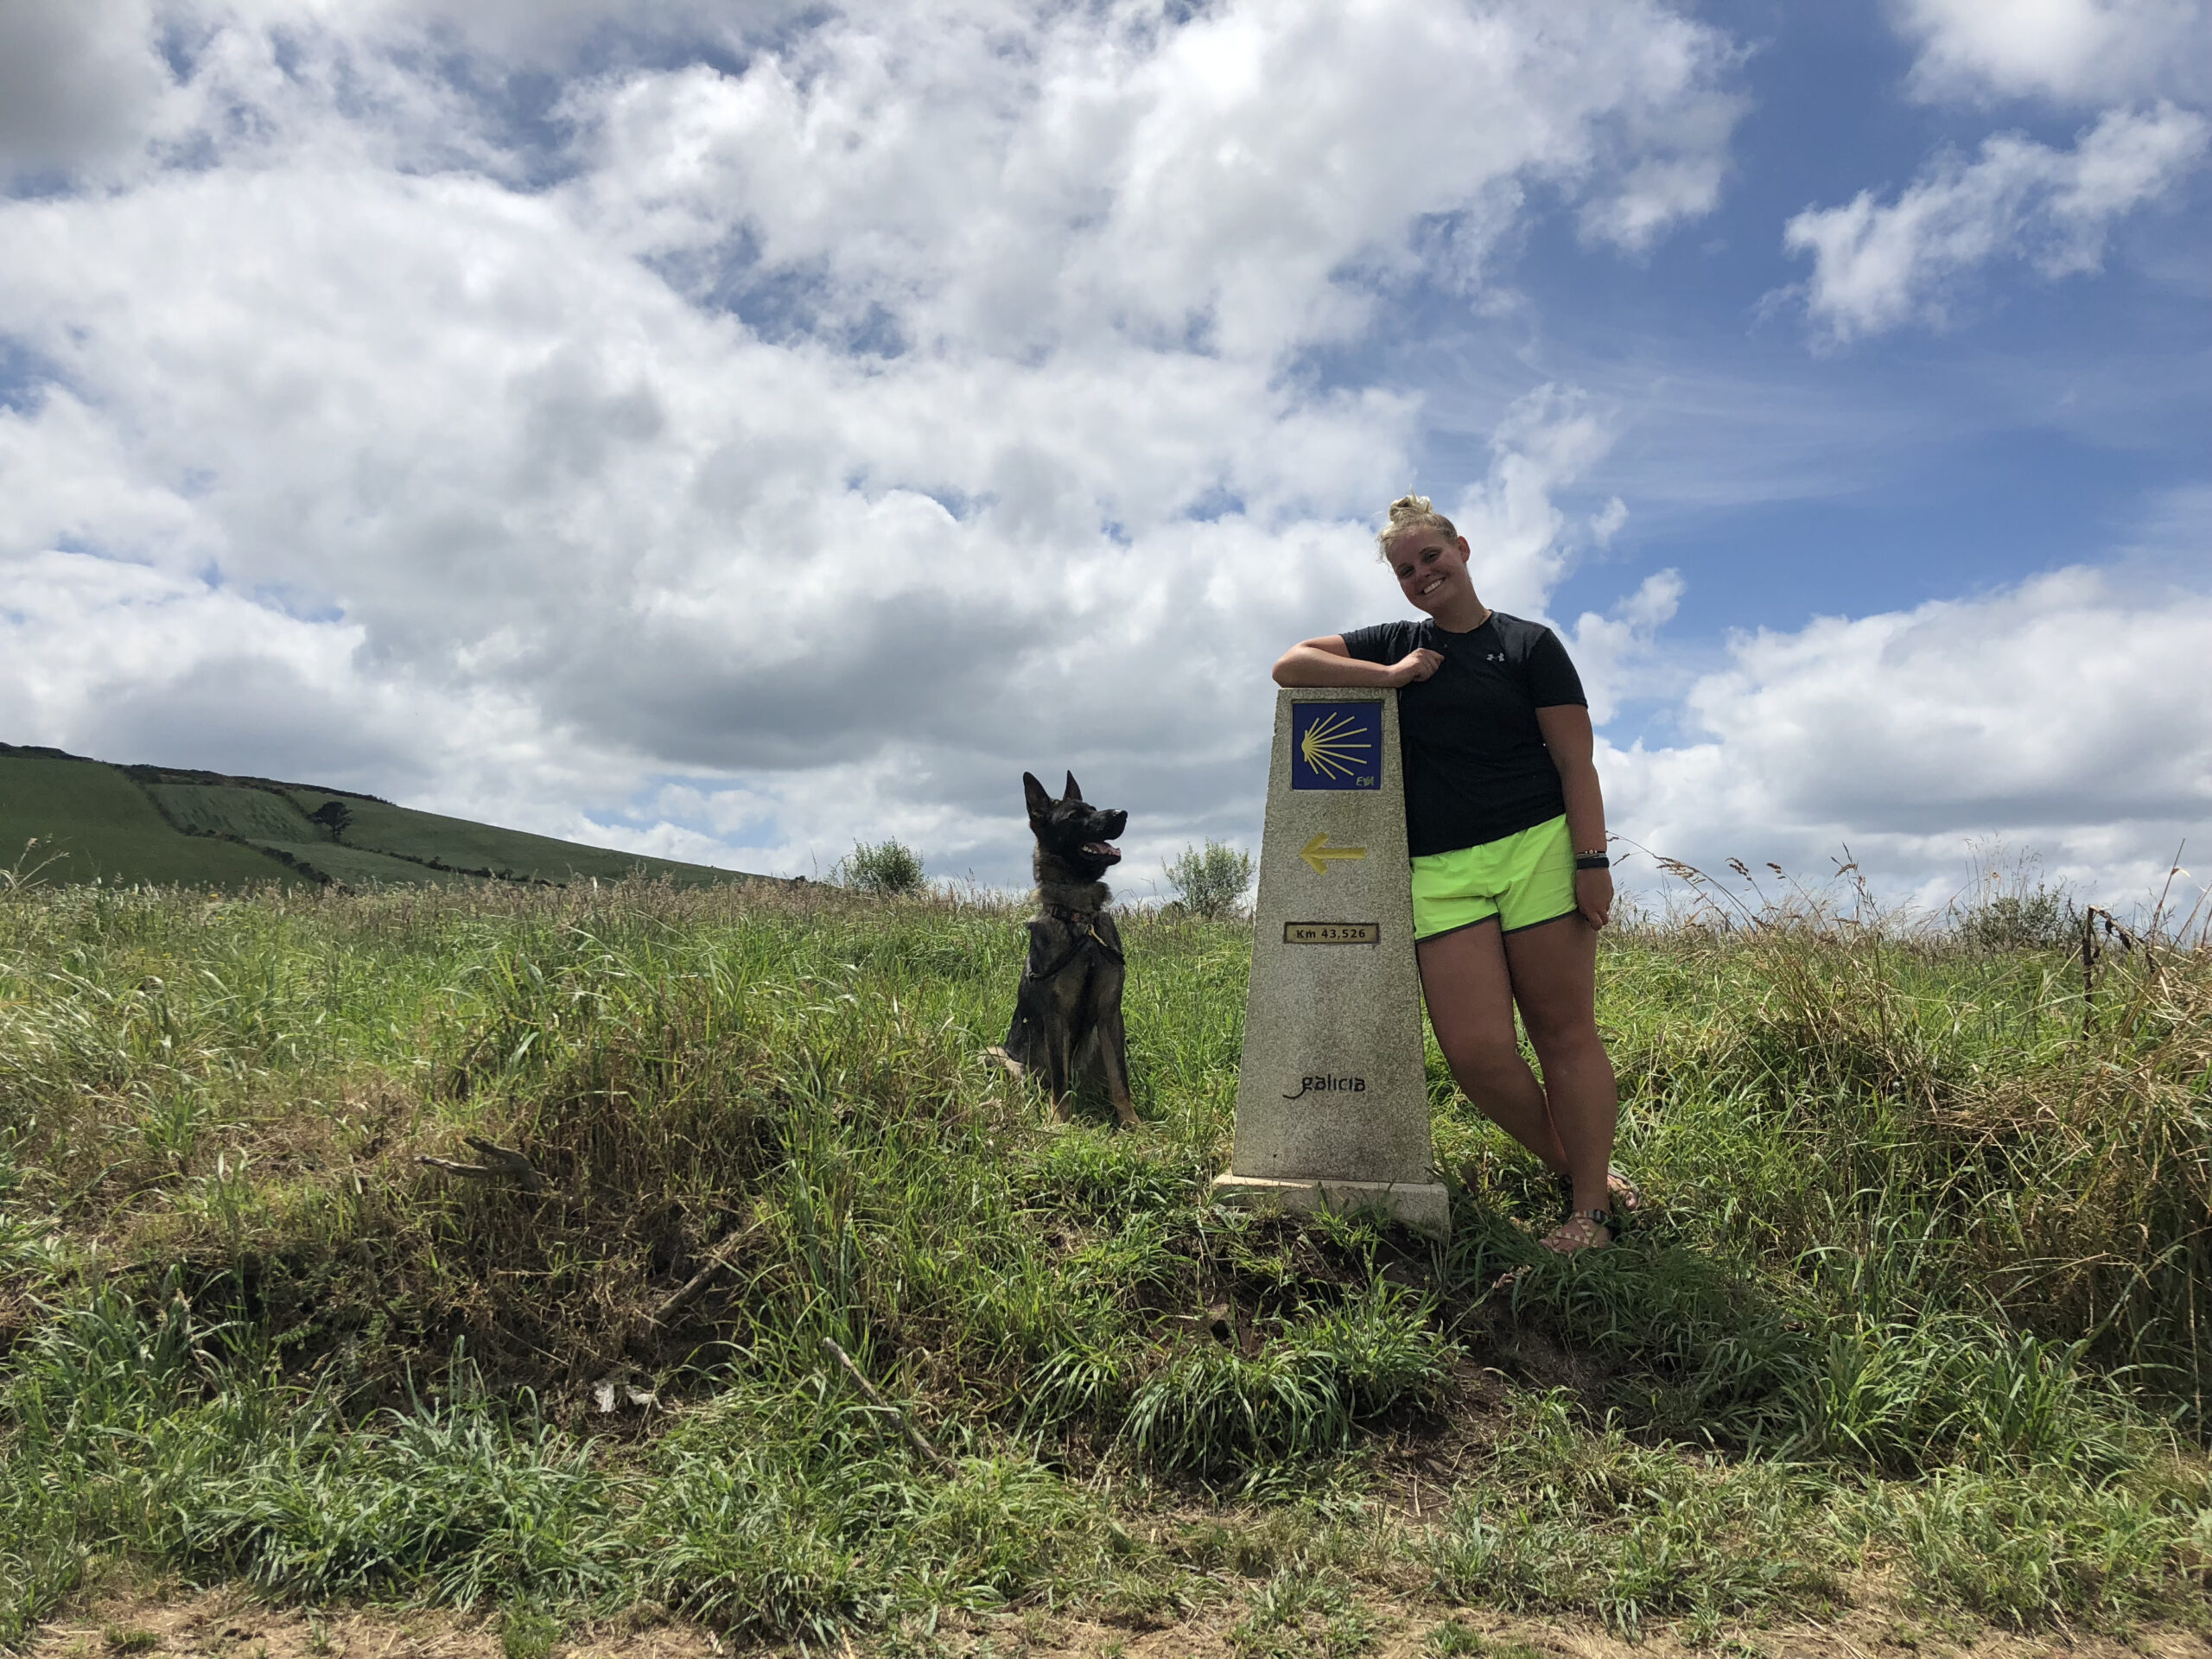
[0,0,2206,912]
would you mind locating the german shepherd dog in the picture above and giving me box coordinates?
[989,771,1139,1128]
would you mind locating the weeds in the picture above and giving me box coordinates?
[1125,1284,1452,1477]
[2,876,2210,1644]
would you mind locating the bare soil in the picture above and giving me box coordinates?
[31,1585,2212,1659]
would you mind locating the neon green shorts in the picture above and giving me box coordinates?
[1409,814,1576,942]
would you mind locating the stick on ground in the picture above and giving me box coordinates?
[821,1336,951,1473]
[418,1136,581,1207]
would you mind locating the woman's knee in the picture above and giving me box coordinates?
[1438,1031,1528,1084]
[1517,1004,1605,1063]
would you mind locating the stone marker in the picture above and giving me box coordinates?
[1213,688,1449,1237]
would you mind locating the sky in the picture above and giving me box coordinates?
[1,0,2207,915]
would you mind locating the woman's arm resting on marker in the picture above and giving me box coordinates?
[1536,702,1612,930]
[1273,635,1442,689]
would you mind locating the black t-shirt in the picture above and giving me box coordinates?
[1340,612,1586,858]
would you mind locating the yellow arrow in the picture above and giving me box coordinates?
[1300,832,1367,875]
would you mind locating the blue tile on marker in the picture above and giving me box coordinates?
[1289,702,1383,791]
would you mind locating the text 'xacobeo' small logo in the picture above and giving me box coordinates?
[1282,1074,1367,1100]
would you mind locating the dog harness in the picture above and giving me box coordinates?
[1024,902,1125,982]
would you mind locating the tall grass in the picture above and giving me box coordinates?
[2,875,2209,1643]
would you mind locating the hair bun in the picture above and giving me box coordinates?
[1376,493,1456,558]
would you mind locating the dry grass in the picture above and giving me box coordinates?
[4,874,2212,1649]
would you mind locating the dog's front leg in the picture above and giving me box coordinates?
[1045,1007,1078,1122]
[1095,995,1139,1128]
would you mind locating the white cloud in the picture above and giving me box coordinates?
[576,0,1744,362]
[1441,385,1621,614]
[1606,565,2212,912]
[1782,102,2209,340]
[1565,568,1682,726]
[0,0,173,180]
[0,0,1743,882]
[1894,0,2212,106]
[0,550,511,793]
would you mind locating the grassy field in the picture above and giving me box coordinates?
[0,747,762,891]
[280,793,750,887]
[2,877,2209,1655]
[0,756,309,889]
[140,785,331,843]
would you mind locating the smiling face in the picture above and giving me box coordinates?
[1383,526,1477,620]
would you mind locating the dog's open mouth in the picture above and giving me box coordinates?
[1083,841,1122,864]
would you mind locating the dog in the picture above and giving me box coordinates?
[988,771,1140,1128]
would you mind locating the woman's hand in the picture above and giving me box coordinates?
[1574,866,1613,930]
[1389,648,1444,687]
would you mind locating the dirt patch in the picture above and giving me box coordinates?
[1003,1605,2212,1658]
[28,1590,723,1659]
[32,1586,2212,1659]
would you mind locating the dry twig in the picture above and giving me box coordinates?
[417,1136,579,1206]
[821,1336,951,1473]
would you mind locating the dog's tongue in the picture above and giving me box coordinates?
[1084,840,1122,863]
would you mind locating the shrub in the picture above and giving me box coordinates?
[1958,887,2076,951]
[1163,840,1253,919]
[1955,845,2076,950]
[839,839,925,897]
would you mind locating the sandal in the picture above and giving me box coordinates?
[1492,1205,1618,1288]
[1559,1166,1642,1215]
[1536,1207,1618,1255]
[1608,1166,1642,1214]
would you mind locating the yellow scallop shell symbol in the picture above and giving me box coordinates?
[1299,710,1373,781]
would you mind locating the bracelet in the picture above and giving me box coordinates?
[1574,854,1611,870]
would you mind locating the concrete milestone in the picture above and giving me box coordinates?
[1213,688,1449,1237]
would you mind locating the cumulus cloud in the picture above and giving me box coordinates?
[0,548,608,818]
[1606,565,2212,911]
[1564,569,1682,727]
[576,0,1744,359]
[1782,102,2209,340]
[0,0,173,181]
[1893,0,2212,106]
[1440,385,1620,613]
[0,0,1746,882]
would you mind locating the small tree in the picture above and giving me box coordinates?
[1164,839,1254,920]
[1959,886,2077,951]
[1955,842,2077,951]
[841,838,926,897]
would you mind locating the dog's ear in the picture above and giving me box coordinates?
[1022,772,1053,821]
[1062,771,1084,803]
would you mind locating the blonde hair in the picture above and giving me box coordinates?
[1376,493,1458,561]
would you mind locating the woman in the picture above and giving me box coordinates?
[1272,495,1627,1254]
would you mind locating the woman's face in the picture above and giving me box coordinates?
[1384,527,1473,616]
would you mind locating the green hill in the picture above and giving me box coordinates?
[0,742,772,891]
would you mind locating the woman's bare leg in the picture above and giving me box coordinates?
[1503,913,1618,1231]
[1416,921,1570,1174]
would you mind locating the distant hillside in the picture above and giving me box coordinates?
[0,743,775,891]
